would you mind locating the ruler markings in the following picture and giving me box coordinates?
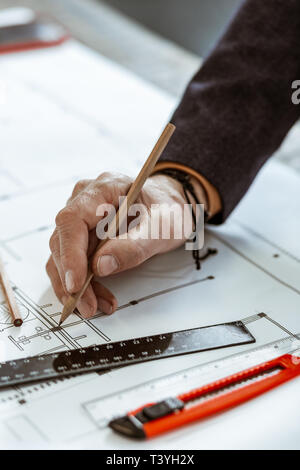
[0,321,254,389]
[83,334,300,426]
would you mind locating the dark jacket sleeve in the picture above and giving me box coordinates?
[159,0,300,223]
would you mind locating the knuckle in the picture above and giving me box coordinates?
[98,171,115,180]
[98,171,132,185]
[132,241,146,266]
[55,209,66,226]
[49,232,58,252]
[96,172,133,206]
[73,179,89,195]
[55,207,74,227]
[45,258,52,275]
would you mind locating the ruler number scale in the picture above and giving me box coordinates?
[84,334,300,429]
[0,321,254,388]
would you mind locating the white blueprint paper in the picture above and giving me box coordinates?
[0,40,300,449]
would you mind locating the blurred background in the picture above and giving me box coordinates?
[101,0,241,57]
[1,0,299,171]
[0,0,242,96]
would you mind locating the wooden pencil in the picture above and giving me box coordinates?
[0,256,23,327]
[59,122,176,325]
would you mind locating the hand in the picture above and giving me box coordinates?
[46,172,206,318]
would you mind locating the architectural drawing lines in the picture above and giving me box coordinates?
[15,289,78,350]
[0,171,80,203]
[264,314,300,340]
[234,219,300,264]
[0,240,21,262]
[116,276,214,312]
[243,312,298,339]
[210,232,300,296]
[21,76,125,145]
[14,288,112,348]
[48,311,111,342]
[5,414,49,442]
[3,225,53,244]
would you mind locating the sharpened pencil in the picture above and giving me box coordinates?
[59,123,176,325]
[0,256,23,327]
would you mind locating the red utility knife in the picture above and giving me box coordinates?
[109,353,300,439]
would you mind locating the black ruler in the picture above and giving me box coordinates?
[0,321,255,389]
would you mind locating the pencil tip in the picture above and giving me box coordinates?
[59,293,79,326]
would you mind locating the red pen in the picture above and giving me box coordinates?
[109,353,300,439]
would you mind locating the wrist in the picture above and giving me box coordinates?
[150,173,208,213]
[149,173,187,207]
[188,176,209,213]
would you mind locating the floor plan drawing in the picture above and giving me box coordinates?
[0,40,300,449]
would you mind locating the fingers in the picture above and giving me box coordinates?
[91,202,186,278]
[47,171,188,319]
[49,229,66,290]
[46,255,116,317]
[92,280,118,314]
[46,256,67,305]
[46,255,94,317]
[77,281,117,317]
[92,239,147,277]
[67,179,92,205]
[53,182,105,295]
[92,213,156,277]
[77,283,98,318]
[55,209,89,294]
[51,173,132,296]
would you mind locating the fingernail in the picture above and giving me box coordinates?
[65,270,75,293]
[97,255,119,276]
[77,299,93,318]
[98,298,113,315]
[62,295,68,305]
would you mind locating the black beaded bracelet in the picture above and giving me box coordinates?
[154,169,208,270]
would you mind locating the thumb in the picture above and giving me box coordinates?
[91,218,157,277]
